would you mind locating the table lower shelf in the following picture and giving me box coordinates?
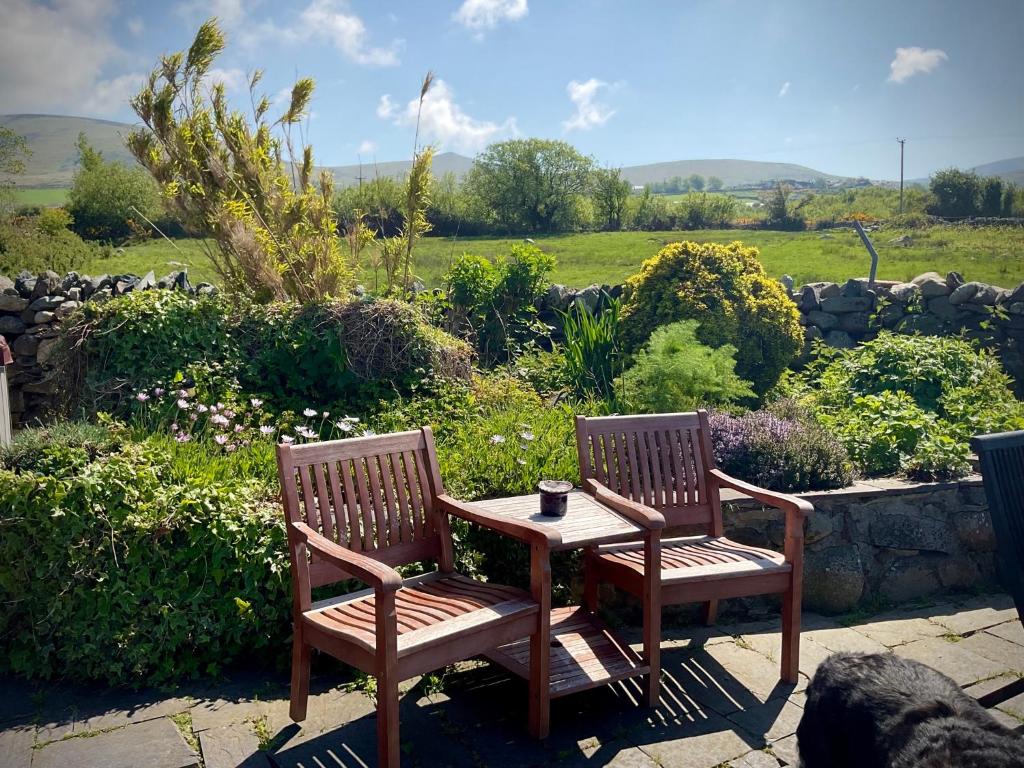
[483,606,649,698]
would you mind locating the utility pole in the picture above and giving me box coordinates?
[897,137,906,214]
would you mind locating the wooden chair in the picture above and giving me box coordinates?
[276,428,547,768]
[575,411,813,703]
[969,429,1024,710]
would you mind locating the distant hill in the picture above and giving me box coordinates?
[0,113,870,190]
[970,156,1024,186]
[618,158,847,188]
[326,152,475,185]
[0,114,137,186]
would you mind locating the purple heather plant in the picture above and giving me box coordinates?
[709,408,852,492]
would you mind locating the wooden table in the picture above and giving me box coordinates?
[465,490,653,736]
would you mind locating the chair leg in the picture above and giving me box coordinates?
[780,585,801,684]
[377,673,400,768]
[583,547,599,614]
[701,599,719,626]
[643,590,661,707]
[289,632,310,722]
[527,624,551,739]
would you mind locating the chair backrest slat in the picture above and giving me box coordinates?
[576,411,719,532]
[277,428,447,588]
[971,430,1024,622]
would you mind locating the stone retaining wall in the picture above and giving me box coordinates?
[0,269,213,427]
[722,476,996,614]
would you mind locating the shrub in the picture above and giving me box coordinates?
[60,291,471,418]
[0,432,290,685]
[791,332,1024,478]
[709,408,853,492]
[0,215,98,276]
[67,134,162,242]
[442,244,555,364]
[619,320,754,414]
[619,240,803,395]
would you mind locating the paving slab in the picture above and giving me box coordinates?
[931,595,1019,635]
[662,642,797,717]
[996,690,1024,721]
[735,629,834,682]
[894,636,1010,686]
[959,631,1024,673]
[0,680,37,725]
[987,619,1024,646]
[36,691,191,742]
[0,721,35,768]
[768,733,799,766]
[731,748,783,767]
[630,710,759,768]
[848,614,948,647]
[199,724,272,768]
[725,696,804,744]
[800,620,888,656]
[33,717,199,768]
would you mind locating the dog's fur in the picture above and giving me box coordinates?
[797,652,1024,768]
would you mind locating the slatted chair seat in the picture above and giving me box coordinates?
[596,535,790,584]
[304,573,537,656]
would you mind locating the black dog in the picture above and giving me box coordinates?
[797,652,1024,768]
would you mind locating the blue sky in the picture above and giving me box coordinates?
[2,0,1022,180]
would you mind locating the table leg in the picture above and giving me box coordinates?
[528,541,551,739]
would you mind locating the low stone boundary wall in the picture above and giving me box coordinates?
[0,269,212,426]
[722,476,996,613]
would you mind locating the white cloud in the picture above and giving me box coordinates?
[379,79,516,153]
[0,0,120,115]
[204,67,248,93]
[81,71,147,116]
[888,46,948,83]
[296,0,401,66]
[453,0,528,31]
[563,78,615,132]
[177,0,247,26]
[376,94,396,119]
[778,81,790,97]
[127,17,144,36]
[358,140,376,154]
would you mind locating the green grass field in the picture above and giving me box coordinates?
[83,224,1024,291]
[11,187,69,206]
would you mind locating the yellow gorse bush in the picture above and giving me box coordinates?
[619,240,803,396]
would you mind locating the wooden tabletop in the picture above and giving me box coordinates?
[468,491,643,551]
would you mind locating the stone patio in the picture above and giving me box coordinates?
[2,591,1022,768]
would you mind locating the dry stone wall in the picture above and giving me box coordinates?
[538,272,1024,387]
[722,476,996,613]
[0,269,214,427]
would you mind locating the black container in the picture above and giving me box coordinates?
[538,480,572,517]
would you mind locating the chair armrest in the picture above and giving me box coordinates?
[436,494,561,548]
[291,521,403,592]
[582,479,666,530]
[708,469,813,519]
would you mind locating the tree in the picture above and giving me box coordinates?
[979,177,1005,217]
[687,174,705,192]
[0,126,31,216]
[928,168,981,218]
[763,183,805,231]
[67,134,162,241]
[591,167,631,231]
[707,176,724,192]
[465,138,593,232]
[127,19,349,302]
